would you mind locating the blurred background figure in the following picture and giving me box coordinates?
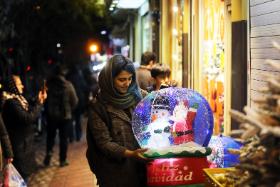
[82,66,99,105]
[147,63,177,92]
[0,87,14,184]
[67,65,89,142]
[136,51,157,91]
[44,65,78,167]
[2,74,46,181]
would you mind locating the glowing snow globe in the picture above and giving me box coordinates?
[132,87,214,158]
[207,135,243,168]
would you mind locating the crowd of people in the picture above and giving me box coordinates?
[0,51,177,186]
[0,63,95,183]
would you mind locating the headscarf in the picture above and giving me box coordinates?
[2,75,29,110]
[98,55,142,110]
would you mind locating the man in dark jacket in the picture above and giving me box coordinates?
[44,65,78,167]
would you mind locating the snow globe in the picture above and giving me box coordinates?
[132,87,214,186]
[207,135,243,168]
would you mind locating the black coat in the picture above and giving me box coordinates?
[2,98,42,178]
[0,113,13,170]
[46,75,78,120]
[87,103,146,187]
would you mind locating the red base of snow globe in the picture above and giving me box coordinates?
[147,157,210,186]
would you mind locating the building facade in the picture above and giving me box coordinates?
[249,0,280,108]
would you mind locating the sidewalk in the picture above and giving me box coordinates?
[48,139,97,187]
[28,118,98,187]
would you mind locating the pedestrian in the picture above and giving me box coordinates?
[86,55,148,187]
[67,65,88,142]
[0,101,14,183]
[147,63,177,92]
[2,74,47,180]
[44,65,78,167]
[136,51,157,90]
[0,113,13,168]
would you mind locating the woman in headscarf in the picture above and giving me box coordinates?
[86,55,148,187]
[2,74,47,180]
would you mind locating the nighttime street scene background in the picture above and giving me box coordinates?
[0,0,279,187]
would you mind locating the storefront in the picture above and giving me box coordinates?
[127,0,159,64]
[198,0,227,134]
[140,1,152,54]
[160,0,247,135]
[160,0,186,86]
[191,0,247,135]
[160,0,229,134]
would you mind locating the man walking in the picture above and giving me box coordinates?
[44,64,78,167]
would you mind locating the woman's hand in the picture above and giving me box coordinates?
[124,148,150,161]
[6,158,13,163]
[38,90,47,104]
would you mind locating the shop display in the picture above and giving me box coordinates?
[201,0,225,134]
[132,87,214,186]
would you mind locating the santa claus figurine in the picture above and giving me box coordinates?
[170,100,198,145]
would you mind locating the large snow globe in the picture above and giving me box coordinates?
[132,87,214,158]
[132,87,214,186]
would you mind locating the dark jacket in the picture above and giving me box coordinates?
[2,98,42,178]
[0,113,13,170]
[67,68,89,113]
[86,103,146,187]
[46,75,78,120]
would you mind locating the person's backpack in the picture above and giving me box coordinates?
[47,86,66,120]
[86,100,112,173]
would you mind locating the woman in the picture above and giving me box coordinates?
[86,55,148,187]
[0,111,13,182]
[0,114,13,166]
[2,74,47,180]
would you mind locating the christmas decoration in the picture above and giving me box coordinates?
[132,87,214,151]
[225,59,280,186]
[207,135,242,168]
[132,87,214,186]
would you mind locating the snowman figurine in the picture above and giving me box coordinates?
[144,97,173,149]
[170,100,198,145]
